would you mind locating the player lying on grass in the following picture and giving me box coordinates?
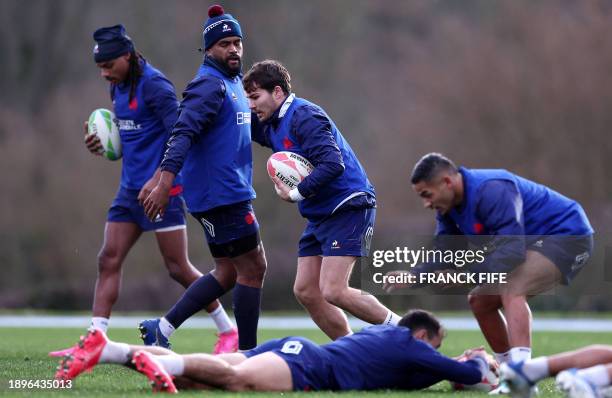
[55,310,498,393]
[499,345,612,398]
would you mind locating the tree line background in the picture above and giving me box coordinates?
[1,0,611,313]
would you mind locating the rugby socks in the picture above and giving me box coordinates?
[159,317,176,338]
[494,350,511,364]
[578,365,611,388]
[521,357,549,381]
[90,317,109,333]
[165,274,226,329]
[509,347,532,362]
[233,283,261,350]
[209,305,235,334]
[155,354,185,376]
[99,341,130,364]
[382,311,402,326]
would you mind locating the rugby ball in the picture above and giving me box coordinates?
[266,151,314,189]
[450,354,500,392]
[87,108,122,161]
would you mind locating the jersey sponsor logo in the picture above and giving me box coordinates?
[236,112,251,125]
[331,240,340,249]
[116,119,142,131]
[200,217,215,237]
[280,341,303,355]
[231,92,238,101]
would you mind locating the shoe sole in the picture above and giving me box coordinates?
[132,351,177,393]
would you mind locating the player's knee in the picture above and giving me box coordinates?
[212,267,237,290]
[321,285,346,307]
[468,293,499,314]
[236,259,266,284]
[467,293,483,312]
[166,264,187,284]
[293,283,321,306]
[97,248,121,274]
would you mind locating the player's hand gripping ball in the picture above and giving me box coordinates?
[450,348,500,392]
[87,108,122,161]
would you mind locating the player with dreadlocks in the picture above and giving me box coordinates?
[49,24,239,357]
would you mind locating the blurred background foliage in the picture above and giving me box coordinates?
[1,0,611,312]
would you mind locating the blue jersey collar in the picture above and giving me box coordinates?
[203,55,241,79]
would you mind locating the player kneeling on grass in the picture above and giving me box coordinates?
[499,345,612,398]
[55,309,498,393]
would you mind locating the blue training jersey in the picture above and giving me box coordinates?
[160,56,255,213]
[427,167,594,274]
[252,94,375,222]
[111,60,181,190]
[439,167,593,237]
[321,326,484,390]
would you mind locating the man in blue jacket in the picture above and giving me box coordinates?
[50,24,236,356]
[56,309,498,393]
[243,60,401,340]
[141,6,267,351]
[395,153,593,391]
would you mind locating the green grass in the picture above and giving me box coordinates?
[1,327,612,397]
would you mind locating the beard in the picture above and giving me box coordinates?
[224,55,242,74]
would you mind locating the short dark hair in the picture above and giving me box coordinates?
[410,152,458,184]
[243,59,291,95]
[398,309,443,339]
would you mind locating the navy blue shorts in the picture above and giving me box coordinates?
[191,201,260,258]
[244,336,334,391]
[527,235,594,284]
[299,206,375,258]
[107,187,185,232]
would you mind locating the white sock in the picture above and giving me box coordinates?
[158,317,176,338]
[99,341,130,364]
[509,347,532,362]
[495,350,512,364]
[155,354,185,376]
[90,317,109,332]
[209,305,235,333]
[578,365,611,388]
[522,357,549,381]
[382,311,402,326]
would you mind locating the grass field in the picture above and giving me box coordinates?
[1,327,612,397]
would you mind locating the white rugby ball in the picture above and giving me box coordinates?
[266,151,314,189]
[88,108,122,161]
[450,354,500,392]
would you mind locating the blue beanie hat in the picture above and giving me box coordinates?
[203,5,243,50]
[92,24,134,63]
